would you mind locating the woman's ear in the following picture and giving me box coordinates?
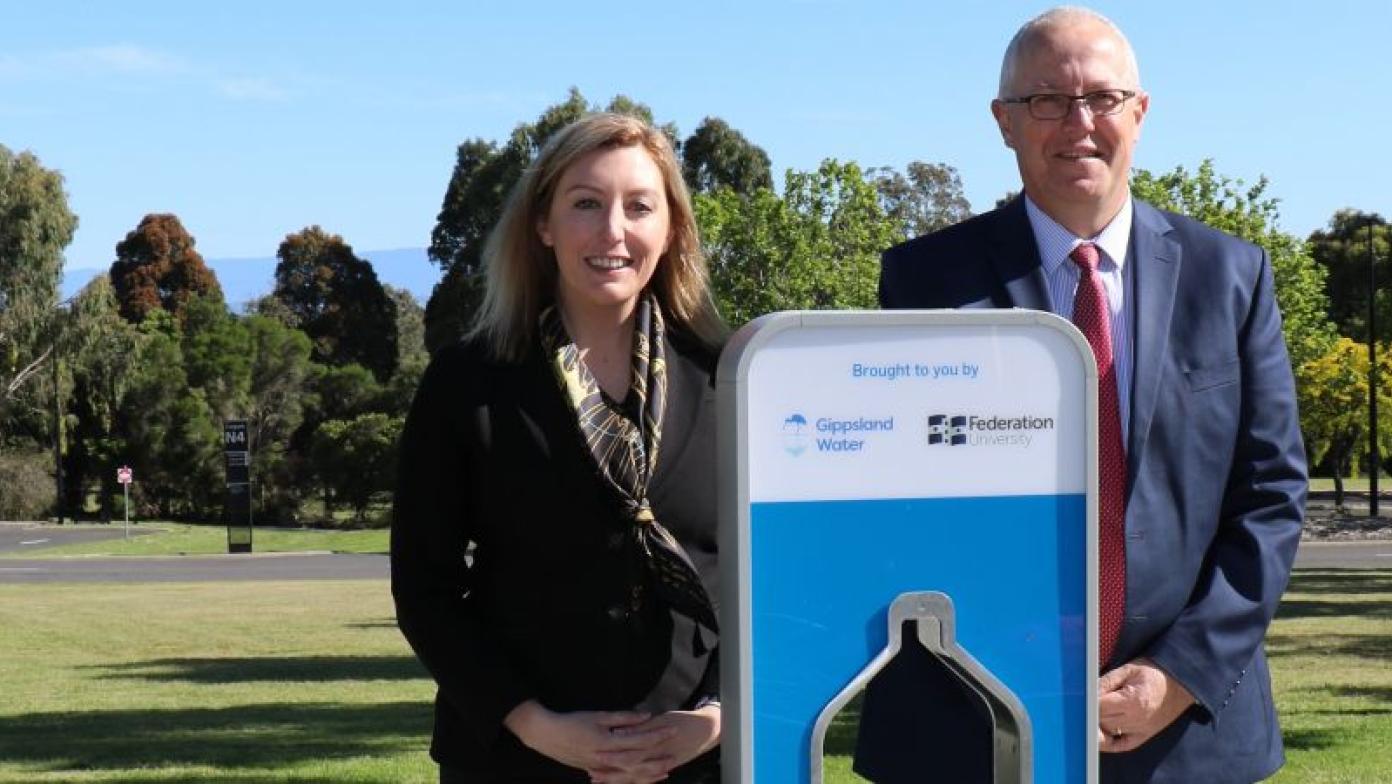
[537,217,553,247]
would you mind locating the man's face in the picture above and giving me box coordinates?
[991,20,1148,233]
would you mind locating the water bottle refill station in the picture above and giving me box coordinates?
[718,311,1100,783]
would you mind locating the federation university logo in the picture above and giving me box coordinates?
[782,413,809,456]
[927,414,969,446]
[927,412,1056,447]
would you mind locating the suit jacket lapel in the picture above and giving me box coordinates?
[1126,201,1181,487]
[648,336,709,495]
[986,198,1051,311]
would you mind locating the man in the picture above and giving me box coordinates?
[859,7,1305,783]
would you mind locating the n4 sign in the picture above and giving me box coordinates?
[223,420,249,451]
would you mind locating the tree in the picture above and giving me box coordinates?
[116,316,222,517]
[309,413,403,522]
[385,285,427,366]
[243,315,314,523]
[382,286,428,417]
[870,161,973,239]
[246,292,300,327]
[681,117,773,195]
[1130,161,1337,373]
[424,89,668,351]
[109,213,222,324]
[4,271,143,520]
[180,295,253,422]
[273,226,398,382]
[0,146,78,421]
[309,363,383,424]
[428,88,616,280]
[0,448,55,520]
[1308,210,1391,343]
[1297,337,1392,506]
[697,160,901,325]
[244,315,313,453]
[57,277,144,519]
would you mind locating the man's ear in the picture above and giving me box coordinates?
[1131,91,1150,139]
[990,99,1016,149]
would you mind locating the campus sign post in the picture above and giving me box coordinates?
[223,419,252,553]
[718,310,1099,783]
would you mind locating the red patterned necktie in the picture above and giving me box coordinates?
[1070,242,1127,665]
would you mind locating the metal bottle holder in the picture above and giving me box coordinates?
[809,591,1034,784]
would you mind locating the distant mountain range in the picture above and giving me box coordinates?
[60,247,440,310]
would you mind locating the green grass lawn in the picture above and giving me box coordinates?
[0,522,388,558]
[1,570,1386,782]
[0,580,434,783]
[1267,570,1392,783]
[1308,476,1387,492]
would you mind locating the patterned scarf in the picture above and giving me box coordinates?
[539,294,719,641]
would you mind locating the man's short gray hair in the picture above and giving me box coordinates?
[998,6,1141,98]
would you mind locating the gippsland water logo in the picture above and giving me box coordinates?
[782,413,810,455]
[782,412,895,455]
[926,413,1055,447]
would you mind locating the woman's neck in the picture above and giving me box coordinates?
[559,299,637,401]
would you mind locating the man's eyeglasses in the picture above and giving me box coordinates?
[1000,89,1137,120]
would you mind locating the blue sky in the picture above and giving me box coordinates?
[4,1,1387,277]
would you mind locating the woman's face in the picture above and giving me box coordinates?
[538,144,671,324]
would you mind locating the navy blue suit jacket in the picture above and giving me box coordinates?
[866,197,1306,783]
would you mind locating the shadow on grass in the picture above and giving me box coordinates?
[1334,685,1392,706]
[89,655,428,683]
[823,692,863,757]
[1277,599,1392,620]
[344,619,400,630]
[1266,633,1392,660]
[61,774,372,784]
[1281,726,1343,752]
[0,701,431,773]
[1277,569,1392,620]
[1270,570,1392,663]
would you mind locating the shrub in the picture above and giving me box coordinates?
[0,449,55,520]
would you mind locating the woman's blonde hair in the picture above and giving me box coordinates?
[468,112,726,360]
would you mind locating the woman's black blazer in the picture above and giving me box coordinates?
[391,330,720,779]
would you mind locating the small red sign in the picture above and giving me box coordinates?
[117,466,133,485]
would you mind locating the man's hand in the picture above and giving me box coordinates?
[1098,658,1196,753]
[502,700,675,777]
[588,704,722,784]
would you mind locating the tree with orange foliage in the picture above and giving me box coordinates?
[109,213,222,324]
[273,226,397,382]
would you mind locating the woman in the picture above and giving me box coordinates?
[392,113,725,784]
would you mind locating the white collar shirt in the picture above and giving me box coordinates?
[1025,195,1134,436]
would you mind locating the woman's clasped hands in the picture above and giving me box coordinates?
[505,700,720,783]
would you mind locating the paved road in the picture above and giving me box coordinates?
[1294,540,1392,570]
[0,552,388,583]
[2,524,1385,583]
[0,522,151,554]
